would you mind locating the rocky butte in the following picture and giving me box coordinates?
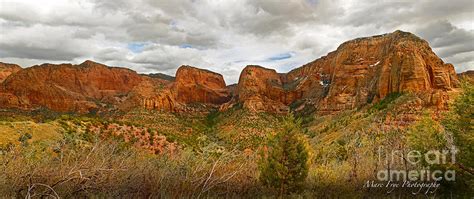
[223,30,459,114]
[0,30,460,115]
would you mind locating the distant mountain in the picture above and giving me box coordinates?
[143,73,176,82]
[458,70,474,83]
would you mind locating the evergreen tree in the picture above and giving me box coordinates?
[259,114,310,194]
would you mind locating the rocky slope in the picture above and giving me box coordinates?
[0,62,22,83]
[224,30,460,114]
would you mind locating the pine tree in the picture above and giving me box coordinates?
[259,114,310,195]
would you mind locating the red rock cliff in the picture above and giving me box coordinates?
[230,30,460,114]
[173,65,230,104]
[0,60,143,113]
[231,65,320,113]
[135,65,231,112]
[0,62,22,83]
[0,61,231,113]
[0,31,461,115]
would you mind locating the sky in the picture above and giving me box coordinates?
[0,0,473,84]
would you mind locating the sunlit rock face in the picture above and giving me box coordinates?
[0,62,22,83]
[0,61,233,113]
[173,65,230,105]
[126,65,231,113]
[0,60,143,113]
[229,30,459,114]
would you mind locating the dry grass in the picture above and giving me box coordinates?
[0,121,62,147]
[0,137,260,198]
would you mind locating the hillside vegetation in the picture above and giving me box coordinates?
[0,82,472,198]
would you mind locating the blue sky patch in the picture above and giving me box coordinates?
[179,44,193,49]
[268,52,293,61]
[127,42,147,53]
[306,0,318,5]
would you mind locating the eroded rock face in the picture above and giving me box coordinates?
[133,65,231,113]
[230,65,320,113]
[236,65,286,113]
[0,61,232,113]
[0,60,143,113]
[0,62,22,83]
[294,30,458,114]
[173,65,230,104]
[121,76,177,112]
[230,30,459,114]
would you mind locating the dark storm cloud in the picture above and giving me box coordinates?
[415,20,474,71]
[0,44,82,61]
[438,44,474,58]
[342,1,412,27]
[417,21,474,49]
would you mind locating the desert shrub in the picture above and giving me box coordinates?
[259,114,310,195]
[18,133,33,147]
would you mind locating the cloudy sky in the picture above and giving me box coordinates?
[0,0,473,83]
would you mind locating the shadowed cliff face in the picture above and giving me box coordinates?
[0,31,460,114]
[227,65,320,113]
[223,30,460,114]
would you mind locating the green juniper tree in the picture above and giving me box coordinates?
[259,114,310,195]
